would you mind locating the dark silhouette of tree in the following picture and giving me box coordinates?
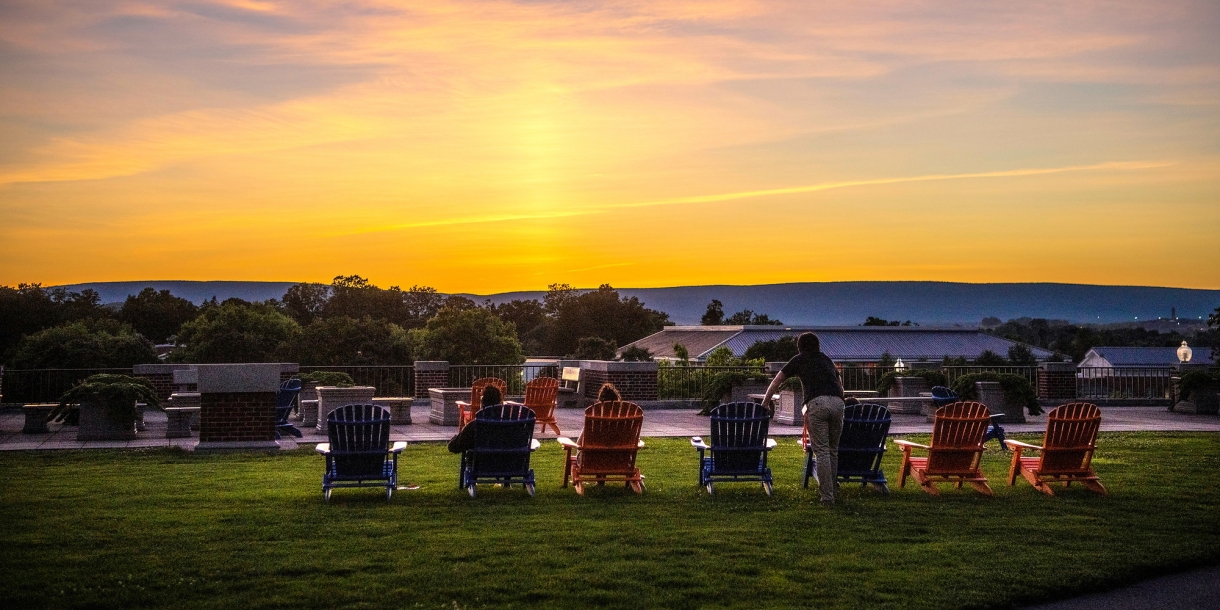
[743,336,798,362]
[9,319,157,368]
[118,288,199,343]
[701,300,725,325]
[409,307,523,365]
[287,316,411,366]
[171,301,301,363]
[281,283,330,325]
[570,336,617,360]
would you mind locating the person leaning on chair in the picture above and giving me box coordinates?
[761,332,845,506]
[447,385,503,454]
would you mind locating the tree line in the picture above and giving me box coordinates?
[0,278,673,368]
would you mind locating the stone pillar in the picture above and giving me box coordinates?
[977,380,1024,424]
[1037,362,1077,400]
[579,361,659,402]
[888,376,928,415]
[372,397,413,425]
[414,361,449,399]
[774,390,803,426]
[315,386,377,434]
[133,363,196,401]
[196,363,283,451]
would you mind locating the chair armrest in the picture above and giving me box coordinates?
[556,437,578,449]
[691,437,709,450]
[504,400,524,406]
[315,443,331,454]
[530,439,541,451]
[990,414,1005,424]
[637,439,646,448]
[389,441,407,453]
[455,400,471,408]
[765,438,778,449]
[893,440,929,450]
[1004,439,1041,451]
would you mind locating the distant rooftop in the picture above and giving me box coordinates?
[1080,346,1215,367]
[623,326,1053,362]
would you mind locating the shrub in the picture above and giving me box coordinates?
[298,371,356,387]
[620,345,653,362]
[54,373,160,425]
[1179,371,1220,401]
[700,370,769,413]
[570,336,617,360]
[875,369,948,396]
[951,372,1041,416]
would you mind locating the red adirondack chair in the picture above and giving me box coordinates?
[895,401,994,496]
[456,377,507,431]
[524,376,561,435]
[1005,402,1107,495]
[557,401,645,495]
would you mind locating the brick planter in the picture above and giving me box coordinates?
[316,386,376,434]
[774,390,803,426]
[22,403,56,434]
[977,381,1024,424]
[77,402,138,441]
[1038,362,1077,400]
[429,388,470,426]
[372,397,413,424]
[887,377,928,415]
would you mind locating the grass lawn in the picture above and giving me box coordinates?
[2,432,1219,609]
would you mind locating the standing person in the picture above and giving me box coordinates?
[761,332,845,506]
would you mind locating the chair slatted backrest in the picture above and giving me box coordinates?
[327,404,391,478]
[838,403,891,476]
[579,401,644,474]
[274,378,302,425]
[471,404,537,477]
[930,386,958,409]
[926,402,990,476]
[470,377,508,409]
[708,402,771,473]
[1039,402,1102,475]
[524,377,559,415]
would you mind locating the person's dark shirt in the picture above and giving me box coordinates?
[780,351,844,404]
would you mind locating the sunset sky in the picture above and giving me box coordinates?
[1,0,1217,293]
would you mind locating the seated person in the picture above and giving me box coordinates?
[447,386,503,454]
[596,383,621,402]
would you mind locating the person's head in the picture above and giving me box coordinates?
[843,396,860,406]
[597,383,621,402]
[797,332,820,354]
[481,385,502,407]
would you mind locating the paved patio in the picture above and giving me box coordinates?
[2,405,1217,451]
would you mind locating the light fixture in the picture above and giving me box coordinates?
[1177,341,1192,363]
[894,357,906,372]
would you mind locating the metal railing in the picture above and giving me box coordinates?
[1,368,133,404]
[1076,366,1174,400]
[297,365,416,397]
[657,363,766,399]
[448,364,559,396]
[838,365,884,392]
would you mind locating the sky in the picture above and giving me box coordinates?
[1,0,1218,293]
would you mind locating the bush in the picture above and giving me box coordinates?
[1179,371,1220,401]
[875,369,948,396]
[570,337,617,360]
[700,370,769,413]
[54,373,160,425]
[297,371,356,387]
[620,345,653,362]
[951,372,1041,416]
[743,337,798,363]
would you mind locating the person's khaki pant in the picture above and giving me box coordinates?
[805,395,845,503]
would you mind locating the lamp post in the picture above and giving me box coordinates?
[894,358,907,372]
[1177,341,1192,364]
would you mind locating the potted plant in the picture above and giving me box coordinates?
[1176,371,1219,415]
[54,374,161,441]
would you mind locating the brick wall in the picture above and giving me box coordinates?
[133,364,194,400]
[576,361,659,402]
[1038,363,1077,400]
[199,392,276,442]
[414,361,450,399]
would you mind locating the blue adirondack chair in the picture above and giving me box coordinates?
[316,404,406,501]
[274,378,303,439]
[459,403,541,498]
[805,403,892,493]
[691,402,777,496]
[932,386,1006,448]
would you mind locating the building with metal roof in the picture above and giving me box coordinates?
[621,326,1053,362]
[1079,346,1214,368]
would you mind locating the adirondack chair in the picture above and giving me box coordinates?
[804,402,892,493]
[524,376,561,435]
[316,404,406,501]
[459,403,541,497]
[1005,402,1106,495]
[456,377,508,431]
[691,402,777,495]
[557,401,645,495]
[274,378,303,439]
[895,401,994,496]
[932,386,1006,448]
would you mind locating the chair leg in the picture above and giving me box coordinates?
[1082,479,1108,495]
[898,452,910,489]
[969,480,995,497]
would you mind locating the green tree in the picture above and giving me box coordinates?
[743,336,798,362]
[620,345,653,361]
[409,307,524,365]
[488,299,548,354]
[1007,344,1038,366]
[701,300,725,325]
[171,302,301,363]
[118,288,199,343]
[570,336,617,360]
[9,319,158,368]
[545,284,669,357]
[724,309,782,325]
[288,316,412,365]
[975,350,1008,366]
[0,283,113,362]
[281,283,330,325]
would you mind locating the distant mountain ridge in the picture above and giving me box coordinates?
[59,280,1220,326]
